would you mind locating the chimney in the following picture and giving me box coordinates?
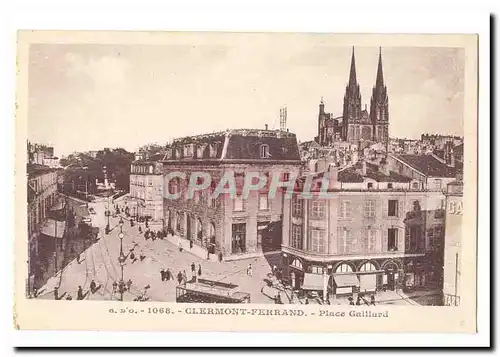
[265,124,268,130]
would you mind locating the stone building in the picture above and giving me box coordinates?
[27,164,59,294]
[129,155,165,222]
[442,178,463,306]
[162,129,302,258]
[281,159,445,298]
[316,47,389,148]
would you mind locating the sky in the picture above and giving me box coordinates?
[27,34,465,157]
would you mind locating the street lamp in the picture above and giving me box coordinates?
[117,231,126,301]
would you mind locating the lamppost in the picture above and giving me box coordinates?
[118,217,126,301]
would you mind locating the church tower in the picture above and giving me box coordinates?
[342,47,362,142]
[370,47,389,144]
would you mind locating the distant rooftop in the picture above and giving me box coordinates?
[395,154,462,178]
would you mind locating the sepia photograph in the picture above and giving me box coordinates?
[13,30,479,334]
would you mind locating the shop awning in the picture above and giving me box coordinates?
[333,274,360,287]
[40,219,66,239]
[302,273,324,291]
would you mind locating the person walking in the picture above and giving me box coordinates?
[165,269,172,281]
[189,240,193,249]
[247,264,253,277]
[191,262,196,274]
[177,271,183,285]
[182,270,188,285]
[54,287,59,300]
[218,251,223,263]
[126,279,133,291]
[198,264,202,277]
[370,295,376,306]
[348,296,355,305]
[356,296,362,306]
[160,269,166,282]
[77,286,84,300]
[90,280,96,294]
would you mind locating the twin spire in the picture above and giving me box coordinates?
[347,46,385,89]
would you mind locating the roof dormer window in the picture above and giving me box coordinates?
[260,144,270,159]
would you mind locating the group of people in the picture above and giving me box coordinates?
[348,294,377,306]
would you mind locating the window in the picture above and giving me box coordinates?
[336,263,352,273]
[311,199,326,219]
[258,193,269,211]
[149,166,153,174]
[387,183,393,189]
[367,182,374,189]
[310,266,323,274]
[338,228,350,254]
[409,227,420,251]
[291,224,303,250]
[388,228,398,251]
[434,179,442,189]
[234,195,244,212]
[292,197,303,217]
[211,197,217,209]
[283,173,290,181]
[360,262,376,272]
[339,200,351,219]
[310,229,326,253]
[412,182,419,189]
[260,144,269,158]
[388,200,398,217]
[364,200,376,217]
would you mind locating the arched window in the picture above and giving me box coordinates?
[291,259,303,270]
[336,263,353,273]
[359,262,377,272]
[260,144,269,158]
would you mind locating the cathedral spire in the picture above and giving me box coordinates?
[348,46,357,86]
[375,47,384,88]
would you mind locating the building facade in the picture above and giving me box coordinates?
[27,164,59,293]
[162,129,302,258]
[129,160,164,221]
[442,179,463,306]
[281,159,445,298]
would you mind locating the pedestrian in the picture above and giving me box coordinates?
[356,296,362,306]
[177,271,183,285]
[33,287,38,298]
[273,265,277,276]
[112,281,117,294]
[247,264,253,277]
[218,251,223,263]
[54,287,59,300]
[206,249,210,260]
[90,280,96,294]
[165,269,171,281]
[305,298,309,305]
[348,296,355,306]
[126,279,133,291]
[198,264,202,276]
[179,241,183,252]
[77,286,84,300]
[276,293,282,304]
[370,295,376,306]
[77,253,81,264]
[189,240,193,249]
[138,226,142,233]
[191,262,196,273]
[182,270,188,285]
[160,269,165,282]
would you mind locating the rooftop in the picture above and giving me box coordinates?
[395,154,461,178]
[27,164,57,178]
[164,129,301,162]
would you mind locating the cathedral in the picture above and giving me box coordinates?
[315,47,389,148]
